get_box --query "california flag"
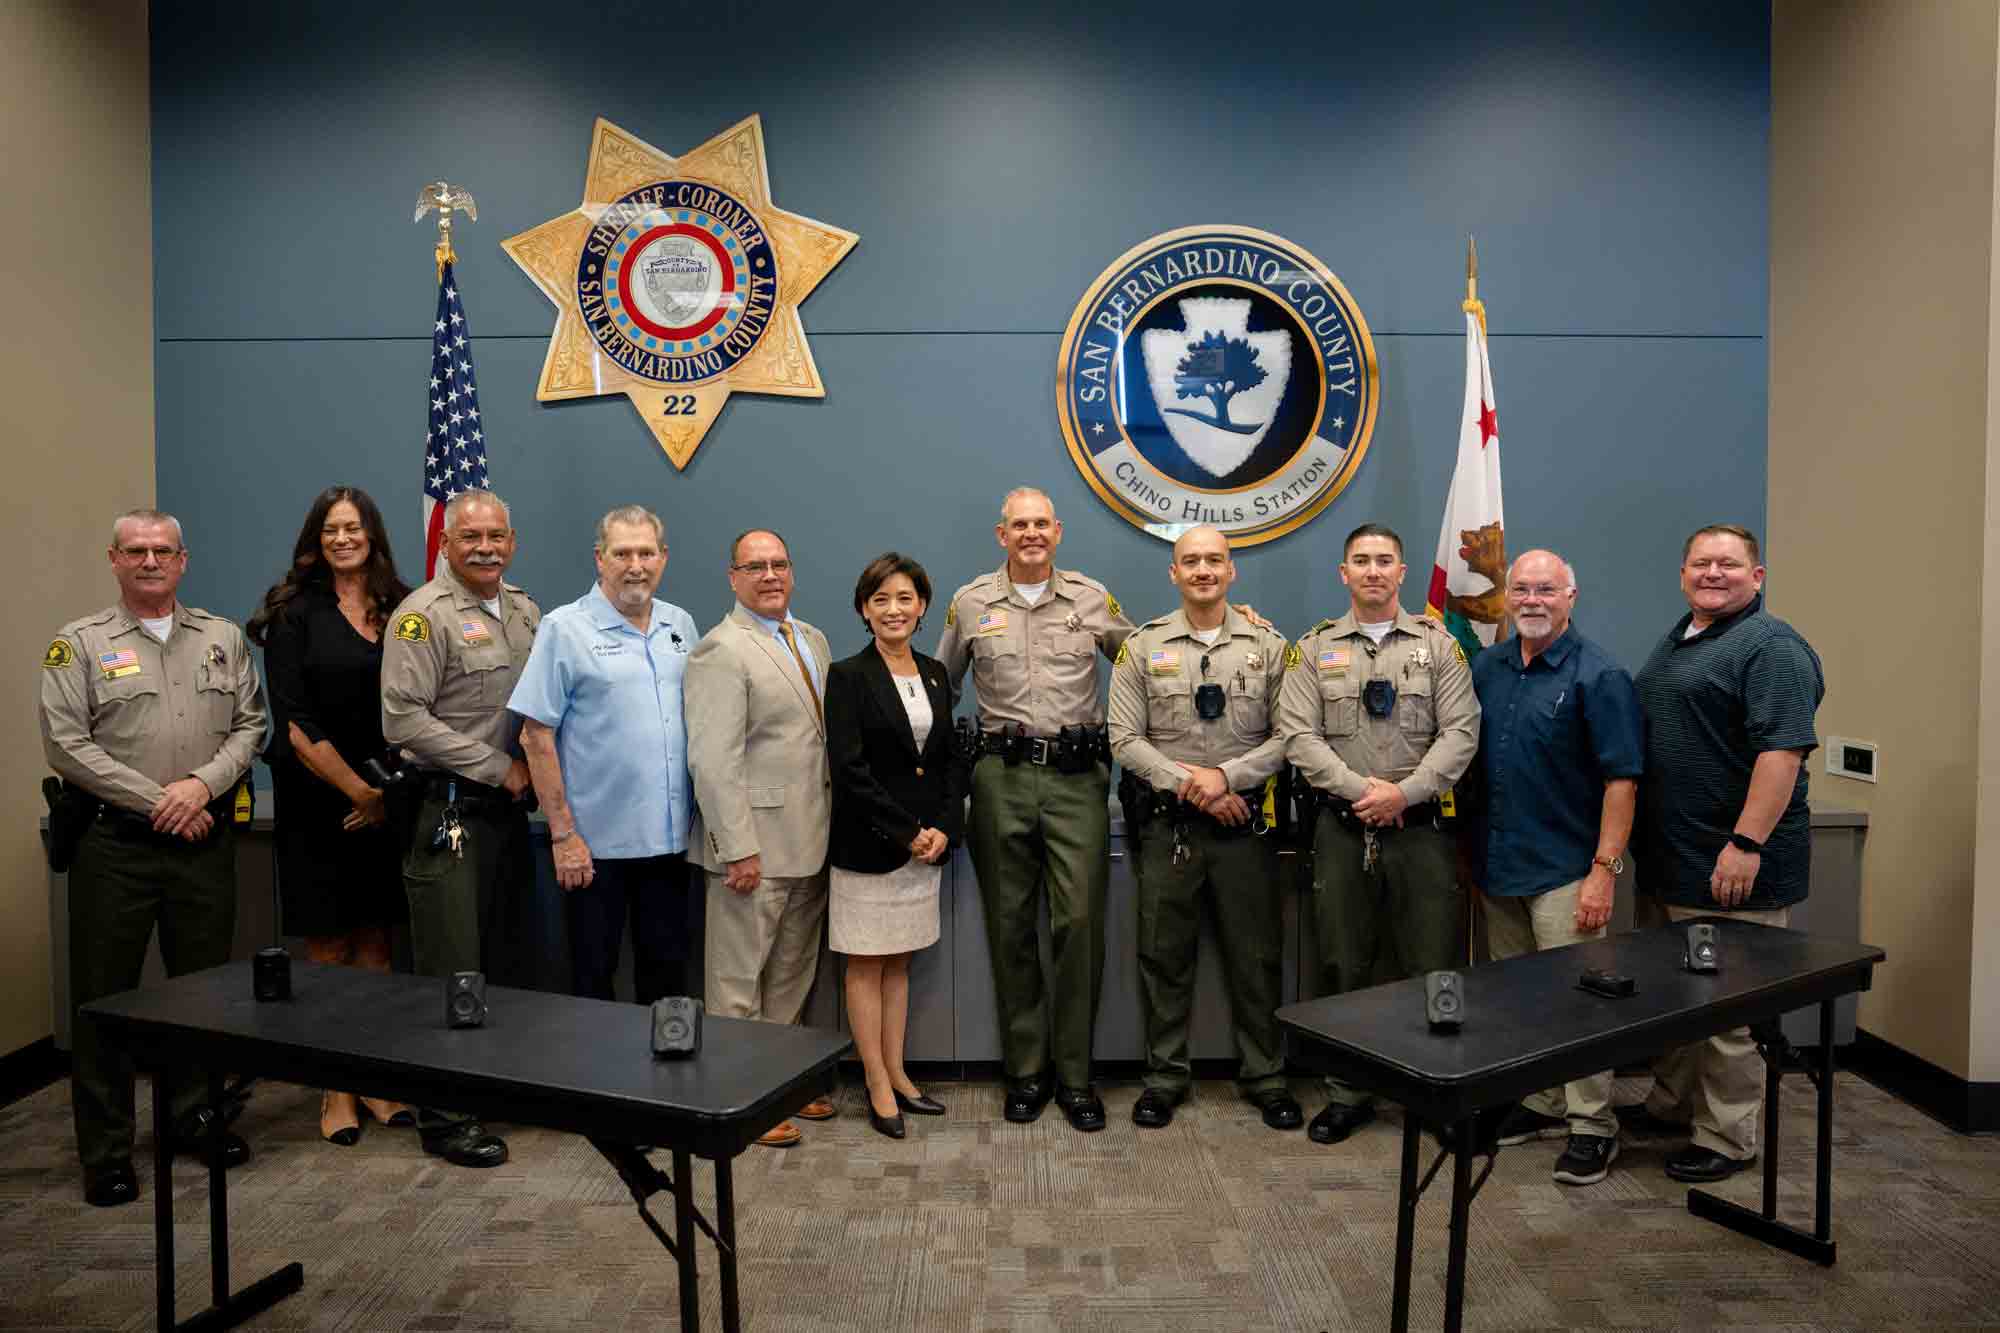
[1424,308,1507,661]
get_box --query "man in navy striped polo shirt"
[1626,524,1824,1183]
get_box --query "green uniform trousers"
[1133,816,1286,1098]
[1311,809,1461,1107]
[402,796,530,984]
[67,818,236,1171]
[967,756,1108,1089]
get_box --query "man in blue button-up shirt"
[1470,548,1644,1187]
[511,505,699,1006]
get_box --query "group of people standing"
[41,482,1820,1206]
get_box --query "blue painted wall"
[151,0,1768,673]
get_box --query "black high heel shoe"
[894,1089,946,1116]
[868,1108,907,1140]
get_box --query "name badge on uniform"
[461,620,492,645]
[976,609,1008,636]
[99,648,141,679]
[1148,648,1181,675]
[1317,648,1349,674]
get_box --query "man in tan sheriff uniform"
[938,486,1133,1131]
[40,508,267,1207]
[1278,522,1480,1146]
[1107,525,1301,1133]
[380,488,540,1168]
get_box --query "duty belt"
[977,724,1107,771]
[419,772,516,817]
[1138,789,1271,837]
[1306,787,1443,873]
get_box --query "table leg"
[1761,1032,1781,1221]
[156,1072,176,1332]
[1816,1000,1835,1241]
[1443,1125,1474,1333]
[673,1148,701,1333]
[716,1158,739,1333]
[208,1073,228,1306]
[1390,1115,1419,1333]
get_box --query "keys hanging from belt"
[430,779,465,860]
[1171,816,1191,865]
[1362,826,1380,873]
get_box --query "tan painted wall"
[1974,13,2000,1087]
[0,1,155,1058]
[1771,1,1998,1079]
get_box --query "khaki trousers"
[1636,895,1791,1159]
[704,869,828,1024]
[1481,880,1616,1138]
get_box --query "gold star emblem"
[502,116,858,469]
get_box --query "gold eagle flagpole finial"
[1463,234,1486,336]
[415,181,478,280]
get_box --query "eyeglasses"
[1506,584,1565,599]
[732,559,792,576]
[116,545,183,562]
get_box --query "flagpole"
[1463,235,1487,336]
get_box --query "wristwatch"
[550,827,577,844]
[1727,832,1764,854]
[1591,853,1624,875]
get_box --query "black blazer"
[824,644,965,874]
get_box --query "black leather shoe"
[869,1109,907,1140]
[1664,1145,1753,1182]
[1132,1088,1180,1128]
[1250,1090,1304,1131]
[1003,1076,1055,1124]
[420,1121,509,1168]
[1307,1102,1375,1144]
[83,1161,138,1208]
[894,1089,947,1116]
[1054,1084,1106,1132]
[167,1107,251,1168]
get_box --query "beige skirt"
[829,858,942,955]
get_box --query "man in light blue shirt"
[511,505,699,1005]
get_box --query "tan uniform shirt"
[937,566,1134,732]
[1108,606,1289,794]
[1277,607,1479,804]
[40,603,268,816]
[381,570,541,787]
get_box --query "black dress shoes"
[1003,1075,1055,1124]
[1054,1084,1106,1133]
[83,1161,138,1208]
[869,1109,907,1140]
[1249,1090,1304,1131]
[167,1107,251,1168]
[1307,1101,1376,1144]
[894,1089,947,1116]
[1131,1088,1181,1129]
[1664,1145,1753,1182]
[420,1121,509,1168]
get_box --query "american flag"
[422,259,490,578]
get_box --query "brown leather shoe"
[796,1098,836,1121]
[756,1121,802,1148]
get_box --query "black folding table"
[83,960,849,1333]
[1276,919,1884,1333]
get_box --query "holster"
[1116,769,1148,855]
[41,777,101,873]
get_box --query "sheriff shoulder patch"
[946,602,956,628]
[1115,641,1129,666]
[43,638,73,669]
[1452,640,1466,664]
[393,612,431,644]
[1106,592,1122,618]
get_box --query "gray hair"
[729,528,790,564]
[999,486,1054,523]
[443,488,510,530]
[1507,549,1578,591]
[110,508,184,550]
[595,504,664,551]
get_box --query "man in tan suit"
[686,529,836,1146]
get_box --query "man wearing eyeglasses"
[685,529,837,1148]
[1107,526,1300,1132]
[381,487,541,1169]
[1469,549,1643,1186]
[40,509,268,1207]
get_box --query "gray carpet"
[1,1072,1996,1331]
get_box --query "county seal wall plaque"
[1057,225,1378,544]
[503,116,858,469]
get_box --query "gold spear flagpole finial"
[1462,234,1487,336]
[415,181,478,281]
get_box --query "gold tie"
[779,622,822,720]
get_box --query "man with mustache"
[1107,525,1301,1132]
[381,488,541,1168]
[40,508,268,1206]
[1277,522,1480,1146]
[510,505,699,1010]
[1625,524,1823,1183]
[1469,549,1643,1186]
[939,487,1134,1131]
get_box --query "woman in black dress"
[247,487,413,1145]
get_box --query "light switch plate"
[1825,737,1877,783]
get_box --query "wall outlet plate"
[1825,736,1877,783]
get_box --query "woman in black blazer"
[824,552,965,1139]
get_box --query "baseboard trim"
[1845,1028,1998,1134]
[0,1037,67,1109]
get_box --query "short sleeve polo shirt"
[1633,594,1824,910]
